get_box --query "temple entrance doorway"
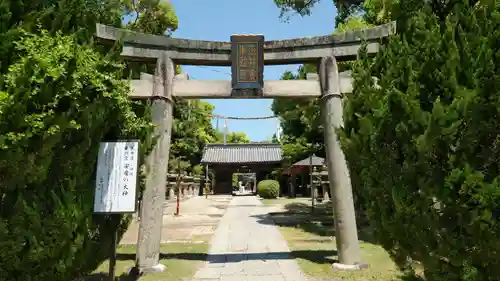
[201,143,282,195]
[232,172,256,195]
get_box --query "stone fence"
[165,173,207,201]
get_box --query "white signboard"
[93,141,139,213]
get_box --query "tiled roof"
[201,143,282,164]
[292,155,325,166]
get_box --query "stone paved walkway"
[121,195,232,245]
[192,196,308,281]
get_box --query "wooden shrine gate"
[95,22,395,273]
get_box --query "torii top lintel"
[95,22,395,66]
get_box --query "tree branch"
[132,0,140,26]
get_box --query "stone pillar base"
[332,262,368,271]
[131,263,166,275]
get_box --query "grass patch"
[280,227,401,281]
[267,199,403,281]
[84,243,209,281]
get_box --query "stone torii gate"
[95,22,395,273]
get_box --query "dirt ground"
[120,195,233,245]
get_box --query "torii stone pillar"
[135,53,174,273]
[319,56,365,269]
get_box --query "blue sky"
[171,0,337,141]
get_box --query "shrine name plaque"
[231,34,264,90]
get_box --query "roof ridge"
[201,143,283,164]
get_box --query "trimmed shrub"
[258,180,280,199]
[342,2,500,280]
[0,31,153,281]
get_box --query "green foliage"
[334,15,374,72]
[232,173,239,188]
[257,180,280,199]
[215,131,251,144]
[0,0,124,38]
[273,0,321,20]
[362,0,399,25]
[0,1,188,281]
[123,0,178,35]
[271,0,390,167]
[170,101,252,174]
[0,0,120,84]
[169,157,190,174]
[192,164,204,176]
[171,100,218,171]
[272,0,397,26]
[341,1,500,280]
[0,0,179,84]
[334,15,374,32]
[272,64,324,166]
[271,24,374,166]
[0,31,153,281]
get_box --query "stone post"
[169,187,175,201]
[319,56,364,269]
[135,53,174,273]
[323,185,330,202]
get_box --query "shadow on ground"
[226,204,263,207]
[256,201,377,244]
[84,272,138,281]
[115,249,338,265]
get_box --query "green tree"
[214,131,251,143]
[341,1,500,279]
[121,0,180,77]
[271,0,382,167]
[0,31,154,281]
[0,1,179,280]
[258,135,280,143]
[273,0,397,26]
[122,0,178,35]
[0,0,178,78]
[334,15,374,72]
[171,100,218,171]
[227,132,250,143]
[271,64,323,166]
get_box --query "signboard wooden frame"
[231,34,264,89]
[93,140,140,214]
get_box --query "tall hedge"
[0,31,153,281]
[342,2,499,280]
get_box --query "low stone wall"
[166,174,203,201]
